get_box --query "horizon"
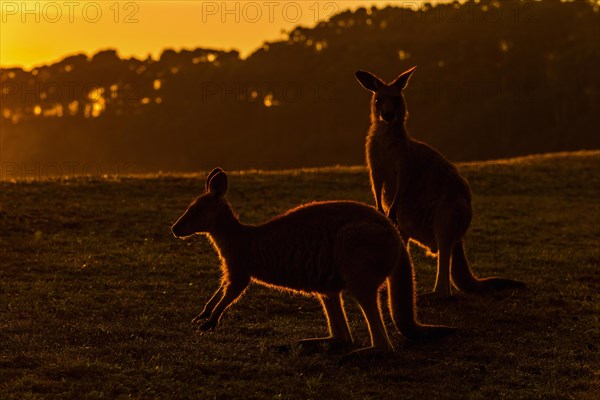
[0,1,455,70]
[3,149,598,182]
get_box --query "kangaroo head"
[171,168,229,238]
[355,66,416,125]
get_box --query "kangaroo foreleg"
[386,181,400,224]
[197,279,249,331]
[370,169,384,214]
[192,283,224,323]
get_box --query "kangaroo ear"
[205,167,223,191]
[391,66,416,90]
[208,171,228,198]
[355,70,384,92]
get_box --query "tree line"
[1,0,598,173]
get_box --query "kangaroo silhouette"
[355,67,524,298]
[172,168,455,358]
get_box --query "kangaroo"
[355,67,524,298]
[172,168,455,358]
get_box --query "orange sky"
[0,1,447,69]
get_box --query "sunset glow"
[0,0,408,69]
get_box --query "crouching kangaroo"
[172,168,455,358]
[355,67,525,298]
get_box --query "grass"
[1,150,599,399]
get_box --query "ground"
[1,151,599,399]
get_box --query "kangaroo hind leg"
[342,286,393,361]
[297,293,354,352]
[424,209,460,299]
[420,243,454,300]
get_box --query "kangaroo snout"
[171,224,183,238]
[171,222,190,238]
[381,111,395,123]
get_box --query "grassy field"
[1,151,599,399]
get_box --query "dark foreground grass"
[1,151,599,399]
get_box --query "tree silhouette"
[1,0,598,172]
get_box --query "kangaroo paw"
[191,311,210,324]
[297,337,354,354]
[419,291,456,301]
[198,318,218,332]
[338,346,389,365]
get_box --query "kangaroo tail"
[388,243,456,341]
[452,241,526,292]
[450,240,481,292]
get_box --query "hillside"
[1,151,599,399]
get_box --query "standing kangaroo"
[172,168,455,358]
[355,67,524,298]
